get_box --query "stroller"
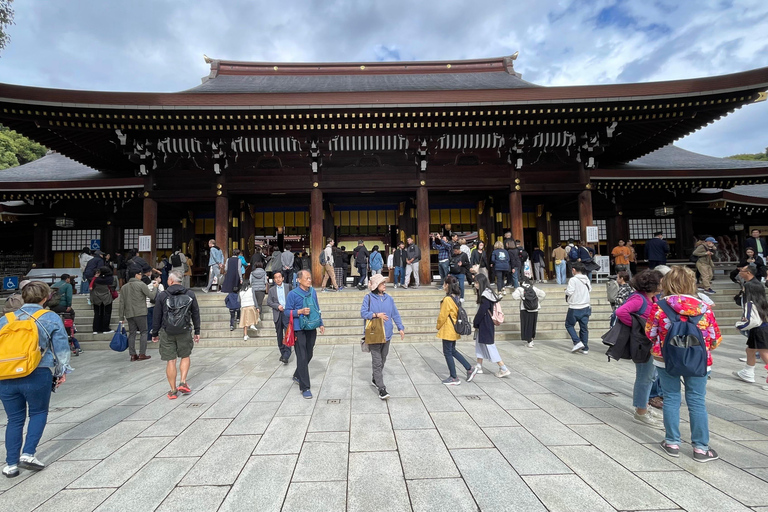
[57,311,82,356]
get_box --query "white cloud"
[0,0,766,156]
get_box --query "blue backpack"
[657,300,707,377]
[299,290,323,330]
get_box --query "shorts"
[747,326,768,350]
[159,330,194,360]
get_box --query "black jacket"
[250,252,265,269]
[470,250,488,268]
[450,252,471,276]
[746,237,768,258]
[393,248,407,268]
[507,249,521,270]
[341,251,351,270]
[354,246,369,266]
[151,284,201,336]
[83,256,105,279]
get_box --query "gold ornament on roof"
[203,54,212,64]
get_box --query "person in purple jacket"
[615,269,663,429]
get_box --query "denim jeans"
[565,307,591,348]
[442,340,471,379]
[456,273,466,299]
[438,260,450,284]
[393,266,404,286]
[650,374,663,399]
[356,265,368,287]
[633,358,657,408]
[656,366,710,451]
[79,280,90,294]
[146,306,155,341]
[555,261,567,285]
[0,366,53,466]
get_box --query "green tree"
[0,0,13,54]
[0,125,47,170]
[728,146,768,161]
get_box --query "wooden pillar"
[143,197,157,265]
[310,188,323,286]
[536,204,549,279]
[32,222,50,267]
[416,185,431,285]
[509,189,523,242]
[578,164,593,243]
[215,195,228,259]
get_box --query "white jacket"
[239,288,255,308]
[566,274,591,309]
[511,284,546,312]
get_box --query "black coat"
[450,252,471,276]
[746,237,768,258]
[393,248,407,268]
[507,249,521,270]
[472,296,496,344]
[354,246,369,266]
[84,256,105,279]
[470,250,488,268]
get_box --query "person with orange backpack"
[472,274,511,378]
[0,281,72,478]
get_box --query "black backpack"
[448,297,472,336]
[522,285,539,311]
[319,251,327,266]
[47,287,62,309]
[171,253,182,267]
[164,293,193,335]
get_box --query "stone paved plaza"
[2,334,768,512]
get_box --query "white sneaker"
[498,368,511,378]
[2,464,19,478]
[243,335,249,341]
[526,341,534,348]
[475,365,483,374]
[460,298,465,303]
[733,369,756,383]
[250,324,257,330]
[581,350,589,355]
[633,411,662,429]
[18,454,44,471]
[571,342,585,353]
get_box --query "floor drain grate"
[187,403,204,408]
[465,395,482,401]
[327,399,340,404]
[597,392,619,397]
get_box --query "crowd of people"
[9,229,768,480]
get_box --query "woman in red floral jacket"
[645,265,721,463]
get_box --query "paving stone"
[508,409,588,446]
[407,478,477,512]
[304,431,349,444]
[348,451,411,512]
[579,407,662,444]
[350,413,397,451]
[157,418,231,457]
[318,376,352,400]
[137,402,212,437]
[252,377,294,402]
[414,383,464,412]
[395,429,459,479]
[733,420,768,436]
[452,447,546,511]
[69,436,171,488]
[276,387,320,416]
[54,406,141,440]
[709,414,768,441]
[550,445,676,510]
[253,415,311,455]
[124,394,182,421]
[637,471,752,512]
[570,424,679,472]
[484,426,572,475]
[0,460,97,512]
[219,454,297,512]
[62,420,154,460]
[35,488,116,512]
[308,399,351,432]
[748,468,768,482]
[388,397,434,429]
[180,435,260,486]
[292,441,349,481]
[156,486,230,512]
[430,411,493,449]
[224,401,279,435]
[458,394,519,427]
[708,402,762,421]
[523,474,615,512]
[503,371,551,394]
[49,393,136,424]
[475,382,539,410]
[201,388,257,418]
[94,457,196,512]
[527,393,604,425]
[282,481,347,512]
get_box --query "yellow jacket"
[436,296,460,341]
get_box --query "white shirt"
[147,282,164,308]
[387,253,394,268]
[566,274,591,309]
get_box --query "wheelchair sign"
[3,277,18,290]
[90,239,101,251]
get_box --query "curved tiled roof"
[623,145,768,170]
[0,152,101,182]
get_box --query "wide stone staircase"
[67,278,746,350]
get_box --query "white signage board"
[595,255,610,275]
[585,226,599,243]
[138,235,152,252]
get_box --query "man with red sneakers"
[151,272,201,399]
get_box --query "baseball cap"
[705,237,717,243]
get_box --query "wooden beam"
[142,197,157,264]
[311,188,323,286]
[509,189,523,242]
[416,185,431,285]
[215,195,228,259]
[578,164,593,244]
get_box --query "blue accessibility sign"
[3,277,19,290]
[90,239,101,251]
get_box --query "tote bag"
[364,317,386,345]
[283,311,296,347]
[109,322,128,352]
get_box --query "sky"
[0,0,767,157]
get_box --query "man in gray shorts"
[151,271,201,399]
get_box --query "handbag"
[283,311,296,347]
[736,301,762,332]
[109,286,119,300]
[365,317,386,345]
[109,322,128,352]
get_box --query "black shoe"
[282,357,289,365]
[379,388,390,400]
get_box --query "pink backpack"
[491,301,504,326]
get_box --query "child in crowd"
[225,290,240,332]
[239,282,258,341]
